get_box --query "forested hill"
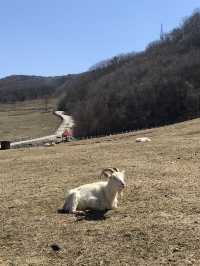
[0,75,66,103]
[58,11,200,137]
[0,75,71,102]
[0,54,135,103]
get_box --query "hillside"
[58,11,200,137]
[1,119,200,265]
[0,54,134,104]
[0,74,71,103]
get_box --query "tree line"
[0,75,69,103]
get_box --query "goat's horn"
[99,167,120,179]
[113,167,120,172]
[103,168,116,174]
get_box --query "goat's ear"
[121,170,125,175]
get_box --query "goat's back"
[68,181,107,197]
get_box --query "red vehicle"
[62,129,73,141]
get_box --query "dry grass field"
[0,99,59,141]
[1,118,200,265]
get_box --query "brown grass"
[1,118,200,265]
[0,99,59,141]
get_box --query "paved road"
[11,111,74,148]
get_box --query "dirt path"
[54,111,74,136]
[11,111,74,148]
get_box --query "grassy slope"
[0,99,60,141]
[1,118,200,265]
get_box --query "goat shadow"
[57,209,109,221]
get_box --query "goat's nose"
[122,183,125,188]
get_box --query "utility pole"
[160,24,164,41]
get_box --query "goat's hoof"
[57,209,68,214]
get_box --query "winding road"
[11,111,74,148]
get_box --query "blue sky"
[0,0,199,78]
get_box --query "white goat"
[62,170,126,213]
[136,137,151,142]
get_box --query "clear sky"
[0,0,199,78]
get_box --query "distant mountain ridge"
[0,51,135,103]
[0,74,78,103]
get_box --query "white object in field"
[62,170,126,213]
[136,137,151,142]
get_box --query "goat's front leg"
[112,197,118,209]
